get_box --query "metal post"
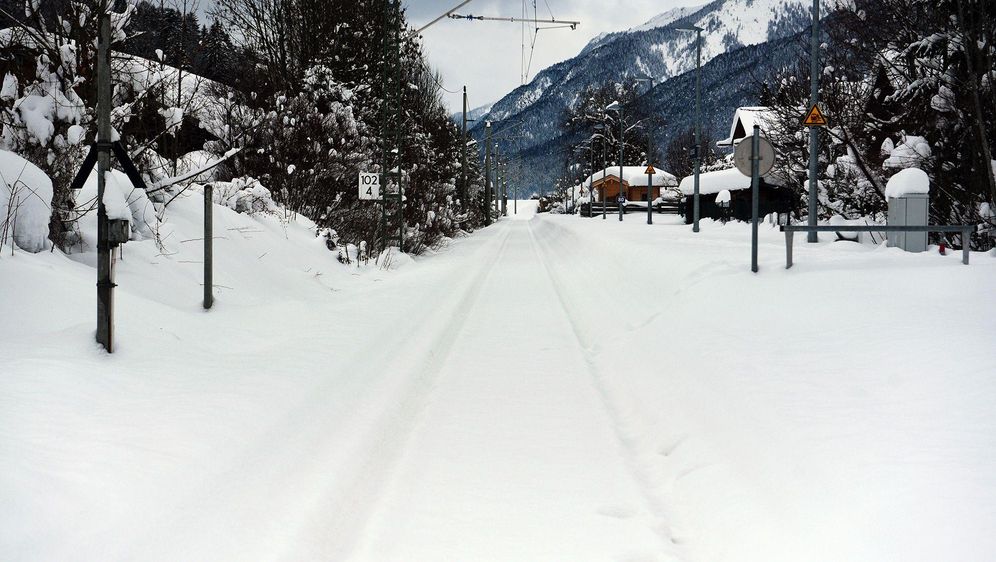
[484,122,492,225]
[570,165,575,213]
[647,136,653,225]
[962,227,971,265]
[693,28,702,233]
[647,170,653,225]
[494,144,501,219]
[619,110,624,222]
[204,184,213,309]
[502,164,508,216]
[461,86,468,210]
[602,138,606,220]
[751,125,761,273]
[785,229,794,268]
[96,8,114,352]
[588,143,594,217]
[807,0,820,242]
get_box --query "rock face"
[471,0,813,193]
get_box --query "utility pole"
[676,25,703,232]
[69,2,151,348]
[96,7,113,352]
[461,86,468,210]
[484,122,492,225]
[807,0,820,242]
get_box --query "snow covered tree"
[762,0,995,248]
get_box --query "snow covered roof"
[583,166,678,188]
[679,167,753,195]
[717,107,775,147]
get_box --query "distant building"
[677,106,794,222]
[582,166,678,202]
[679,168,794,223]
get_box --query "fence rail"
[779,224,977,267]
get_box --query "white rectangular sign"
[358,172,380,200]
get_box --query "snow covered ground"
[2,198,995,561]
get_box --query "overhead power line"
[447,13,579,29]
[415,0,473,33]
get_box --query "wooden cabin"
[585,166,679,202]
[678,168,795,223]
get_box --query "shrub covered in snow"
[212,177,278,215]
[0,149,53,252]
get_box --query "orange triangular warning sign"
[802,104,828,127]
[644,165,656,175]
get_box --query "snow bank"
[885,167,930,198]
[0,149,53,252]
[529,215,996,562]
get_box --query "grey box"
[887,193,928,252]
[108,219,131,246]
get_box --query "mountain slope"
[450,103,492,126]
[471,0,813,192]
[509,33,803,192]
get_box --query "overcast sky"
[405,0,689,112]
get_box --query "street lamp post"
[484,122,492,225]
[676,24,703,232]
[606,100,624,222]
[588,140,595,216]
[633,76,654,226]
[593,123,607,219]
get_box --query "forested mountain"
[470,0,813,193]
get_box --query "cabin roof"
[583,166,678,188]
[717,107,775,147]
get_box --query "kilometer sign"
[358,172,380,200]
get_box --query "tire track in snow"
[526,220,687,558]
[307,225,516,560]
[115,226,514,561]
